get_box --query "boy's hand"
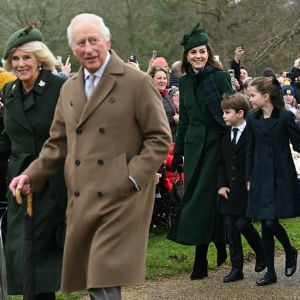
[218,187,230,200]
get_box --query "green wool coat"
[0,70,67,295]
[168,69,233,245]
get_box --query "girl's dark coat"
[246,108,300,219]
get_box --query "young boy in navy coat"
[218,93,265,282]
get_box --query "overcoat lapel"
[78,74,116,127]
[233,130,246,154]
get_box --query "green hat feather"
[3,23,43,59]
[181,23,209,51]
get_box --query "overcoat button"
[97,159,104,165]
[76,128,82,134]
[233,155,236,159]
[232,166,236,170]
[99,128,105,134]
[109,96,116,103]
[97,192,103,198]
[74,191,80,197]
[75,160,81,166]
[231,177,236,181]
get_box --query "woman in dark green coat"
[168,24,233,280]
[0,26,67,300]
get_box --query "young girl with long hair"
[246,77,300,286]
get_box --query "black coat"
[218,128,248,215]
[246,108,300,219]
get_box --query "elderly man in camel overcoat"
[9,13,171,300]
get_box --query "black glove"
[171,154,183,172]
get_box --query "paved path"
[82,254,300,300]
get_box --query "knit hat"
[261,67,276,78]
[168,86,179,97]
[181,23,209,51]
[152,57,169,68]
[282,82,296,97]
[3,24,43,59]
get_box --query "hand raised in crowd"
[127,60,140,70]
[231,77,240,90]
[294,58,300,69]
[61,55,72,77]
[234,46,244,63]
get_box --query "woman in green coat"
[168,24,233,280]
[0,25,67,300]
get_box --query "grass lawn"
[9,217,300,299]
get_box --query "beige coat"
[24,50,171,291]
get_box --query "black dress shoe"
[223,268,244,283]
[256,271,277,286]
[285,247,298,277]
[255,253,266,272]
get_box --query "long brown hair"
[250,77,284,109]
[181,44,223,74]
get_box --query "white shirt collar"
[232,121,246,133]
[84,51,111,80]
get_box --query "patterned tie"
[232,128,239,145]
[86,74,96,99]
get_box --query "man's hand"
[234,46,244,63]
[9,175,31,202]
[218,187,230,200]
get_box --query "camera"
[152,50,157,58]
[228,69,235,79]
[128,54,137,63]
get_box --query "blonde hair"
[4,41,56,72]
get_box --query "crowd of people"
[0,12,300,300]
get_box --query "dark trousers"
[224,215,263,270]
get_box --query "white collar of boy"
[232,121,246,133]
[231,121,246,142]
[84,51,111,83]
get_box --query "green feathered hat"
[3,23,43,59]
[181,23,209,51]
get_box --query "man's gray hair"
[67,13,111,47]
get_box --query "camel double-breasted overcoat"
[23,50,171,291]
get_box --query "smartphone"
[129,54,137,63]
[214,55,220,62]
[228,69,235,79]
[56,55,62,64]
[65,54,70,65]
[152,50,157,58]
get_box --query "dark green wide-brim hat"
[181,23,209,51]
[3,25,43,59]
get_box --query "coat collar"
[254,107,280,132]
[72,49,125,128]
[4,70,52,132]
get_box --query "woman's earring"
[39,65,42,70]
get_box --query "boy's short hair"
[221,93,250,118]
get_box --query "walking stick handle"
[15,188,23,204]
[26,193,33,217]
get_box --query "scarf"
[189,64,227,128]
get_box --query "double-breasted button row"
[76,127,82,135]
[97,159,104,165]
[99,127,106,134]
[74,191,104,198]
[75,160,81,166]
